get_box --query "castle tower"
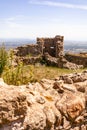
[37,35,64,58]
[37,38,44,55]
[54,35,64,58]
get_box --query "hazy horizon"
[0,39,87,53]
[0,38,87,43]
[0,0,87,41]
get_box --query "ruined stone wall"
[65,53,87,67]
[37,35,64,58]
[55,35,64,58]
[37,38,55,56]
[14,35,64,59]
[14,44,42,57]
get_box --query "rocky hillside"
[0,71,87,130]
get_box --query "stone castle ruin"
[37,35,64,58]
[14,35,83,69]
[14,35,64,58]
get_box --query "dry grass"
[2,63,86,85]
[20,65,85,82]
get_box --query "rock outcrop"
[0,71,87,130]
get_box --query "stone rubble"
[43,52,83,69]
[0,71,87,130]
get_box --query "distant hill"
[0,39,87,53]
[0,39,35,50]
[64,40,87,53]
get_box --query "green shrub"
[3,61,23,85]
[2,49,24,85]
[2,63,35,85]
[1,49,36,85]
[0,44,7,75]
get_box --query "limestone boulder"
[74,81,87,93]
[24,104,46,130]
[0,82,27,127]
[63,61,83,70]
[56,91,85,122]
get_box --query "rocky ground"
[43,53,83,70]
[0,71,87,130]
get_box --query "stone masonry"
[37,35,64,58]
[65,52,87,67]
[13,35,83,69]
[14,35,64,58]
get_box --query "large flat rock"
[0,71,87,130]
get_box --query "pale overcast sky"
[0,0,87,41]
